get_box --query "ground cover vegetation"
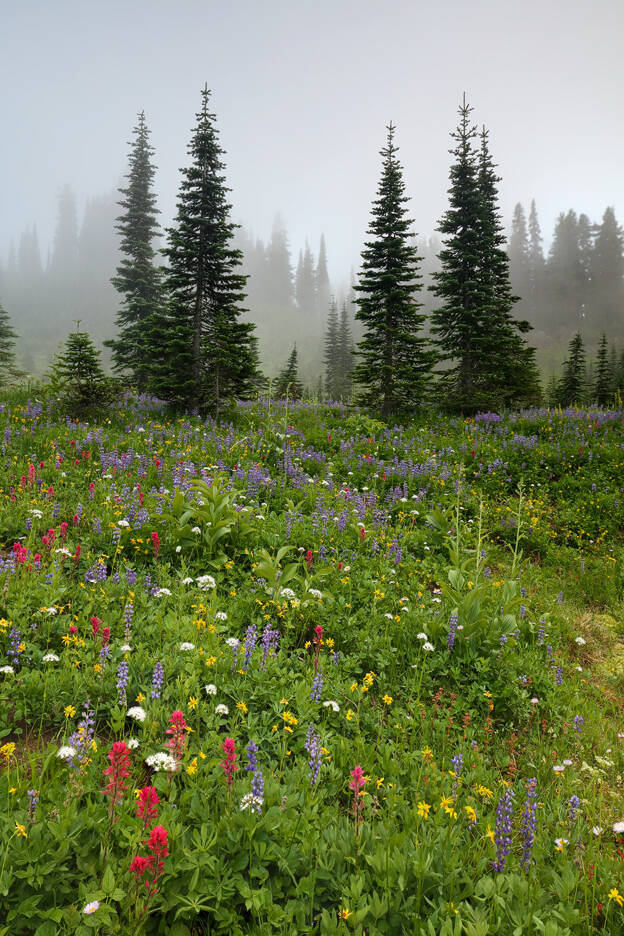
[0,390,624,934]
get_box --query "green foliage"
[557,332,586,406]
[45,324,113,416]
[352,123,435,419]
[274,346,303,400]
[0,302,22,385]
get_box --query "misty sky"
[2,0,623,283]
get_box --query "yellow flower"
[188,697,198,710]
[186,758,198,776]
[14,822,27,838]
[376,778,384,789]
[8,787,17,795]
[382,694,393,706]
[444,806,458,819]
[135,693,146,703]
[205,656,217,667]
[439,796,453,810]
[609,888,624,907]
[421,746,433,759]
[417,801,431,818]
[1,742,16,762]
[485,825,495,844]
[346,709,355,722]
[476,784,493,799]
[280,698,288,705]
[284,725,293,734]
[64,705,76,718]
[350,682,358,693]
[339,908,352,920]
[465,805,477,823]
[199,751,206,760]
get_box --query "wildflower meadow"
[1,391,624,934]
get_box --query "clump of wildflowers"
[305,725,322,786]
[492,787,515,872]
[520,778,538,872]
[220,737,238,788]
[101,741,131,817]
[165,710,188,769]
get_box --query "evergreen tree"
[315,234,331,316]
[337,300,354,400]
[50,185,79,276]
[557,332,586,406]
[431,101,538,410]
[266,214,294,310]
[0,301,21,384]
[46,323,113,415]
[295,242,316,316]
[594,333,612,405]
[353,123,434,418]
[275,345,303,399]
[590,207,624,336]
[107,113,162,389]
[154,86,259,410]
[527,199,545,325]
[324,297,340,399]
[507,203,529,302]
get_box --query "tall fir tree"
[323,297,340,399]
[275,345,303,399]
[527,199,545,324]
[353,123,434,418]
[507,203,529,303]
[315,234,331,316]
[590,207,624,336]
[154,86,259,410]
[431,99,538,410]
[594,333,612,405]
[337,300,354,400]
[0,301,20,383]
[295,242,316,317]
[107,112,163,389]
[557,332,586,406]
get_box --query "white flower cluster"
[42,653,60,663]
[323,700,340,712]
[215,611,228,621]
[127,706,147,722]
[240,793,263,812]
[0,665,15,675]
[155,588,172,598]
[308,589,323,599]
[127,738,140,749]
[215,704,229,715]
[225,637,239,648]
[197,575,216,590]
[280,588,296,600]
[57,745,76,760]
[29,509,43,519]
[204,684,217,696]
[145,752,177,772]
[179,642,195,651]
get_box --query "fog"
[1,0,623,378]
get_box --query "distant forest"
[1,187,623,385]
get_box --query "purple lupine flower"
[304,724,322,786]
[447,613,458,650]
[331,651,340,665]
[250,769,264,813]
[260,626,280,669]
[111,527,121,545]
[557,591,563,604]
[246,740,258,772]
[451,752,464,776]
[98,644,110,677]
[7,626,23,668]
[520,778,538,871]
[25,518,33,531]
[492,787,515,872]
[520,587,527,598]
[123,603,134,641]
[67,702,95,770]
[310,671,324,703]
[125,568,137,586]
[93,518,101,536]
[569,795,580,823]
[243,623,257,671]
[519,604,526,619]
[151,661,164,699]
[573,715,584,733]
[499,634,508,646]
[27,789,39,816]
[482,566,491,579]
[555,666,563,686]
[537,623,546,646]
[116,661,129,706]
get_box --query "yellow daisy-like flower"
[609,888,624,907]
[280,698,288,705]
[421,746,433,759]
[464,805,477,823]
[439,796,454,810]
[186,758,198,776]
[63,703,76,718]
[14,822,27,838]
[349,682,358,693]
[417,801,431,818]
[485,825,495,844]
[382,694,393,706]
[476,784,493,799]
[346,709,355,722]
[1,742,16,762]
[339,908,352,920]
[236,701,248,714]
[188,697,198,710]
[376,778,384,789]
[205,656,217,667]
[136,693,146,703]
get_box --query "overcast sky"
[2,0,623,283]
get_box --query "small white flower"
[384,613,394,620]
[83,900,100,914]
[42,653,60,662]
[181,577,194,585]
[29,509,43,518]
[323,700,340,712]
[240,792,263,812]
[308,589,323,599]
[215,611,228,621]
[127,738,140,749]
[120,644,132,652]
[530,697,539,704]
[155,588,172,597]
[575,666,583,672]
[117,519,130,528]
[179,642,195,651]
[57,745,76,760]
[204,684,217,696]
[137,427,146,433]
[0,665,15,674]
[280,587,296,600]
[575,636,586,645]
[553,765,565,773]
[45,607,58,616]
[401,607,409,613]
[197,574,216,590]
[191,527,201,534]
[215,704,229,715]
[55,547,72,557]
[225,637,239,648]
[613,821,624,834]
[127,706,147,722]
[562,759,573,766]
[416,633,428,640]
[592,826,603,836]
[422,642,435,652]
[175,546,182,553]
[145,752,177,773]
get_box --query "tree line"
[1,87,623,417]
